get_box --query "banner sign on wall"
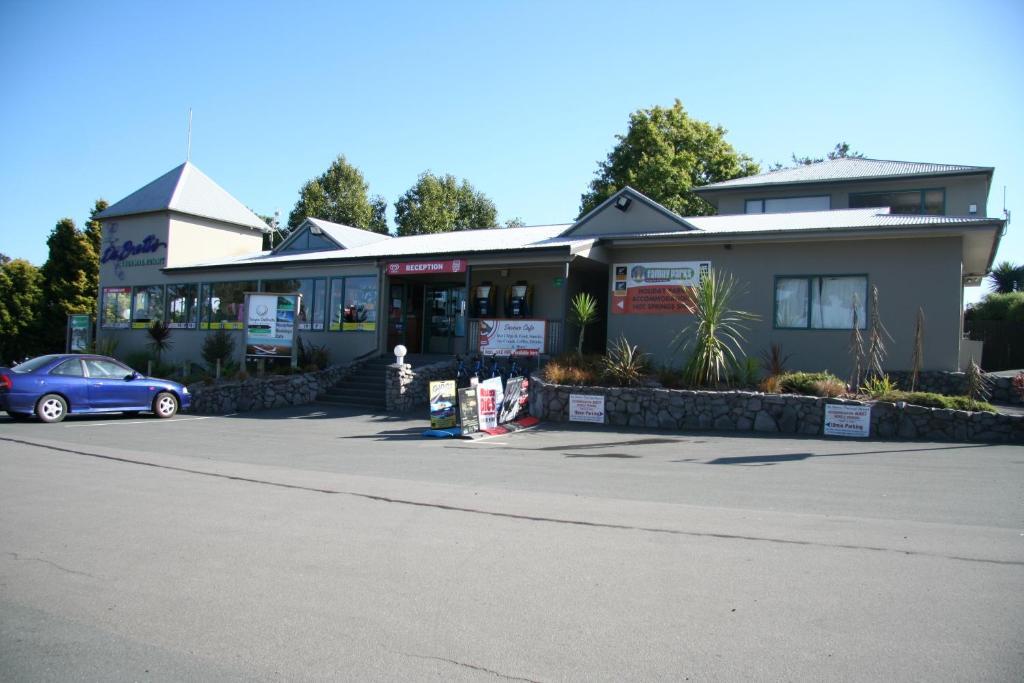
[478,319,546,356]
[499,376,530,423]
[823,404,871,438]
[67,314,91,353]
[429,380,458,429]
[569,394,605,423]
[387,259,466,275]
[611,261,711,315]
[245,293,299,360]
[477,376,504,430]
[458,387,480,433]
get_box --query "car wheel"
[36,394,68,423]
[153,392,178,419]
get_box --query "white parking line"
[63,416,215,428]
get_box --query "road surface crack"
[2,436,1021,568]
[5,551,100,579]
[394,651,542,682]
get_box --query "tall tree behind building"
[394,172,498,236]
[37,218,97,351]
[579,99,759,218]
[0,257,43,362]
[288,155,389,234]
[83,199,108,309]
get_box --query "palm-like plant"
[146,321,173,367]
[569,292,599,356]
[673,269,759,387]
[988,261,1023,293]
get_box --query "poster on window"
[478,319,546,356]
[611,261,710,315]
[429,380,457,429]
[498,376,529,423]
[245,293,299,359]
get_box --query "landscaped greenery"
[874,391,995,413]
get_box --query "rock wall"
[885,370,1023,405]
[186,364,359,414]
[531,376,1024,444]
[386,360,458,413]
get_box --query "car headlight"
[182,386,190,395]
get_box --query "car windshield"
[11,355,60,373]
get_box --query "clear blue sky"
[1,0,1021,303]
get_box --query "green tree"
[288,155,389,234]
[792,142,864,166]
[579,99,759,217]
[38,218,97,351]
[0,258,43,362]
[393,172,498,236]
[82,199,107,310]
[988,260,1023,293]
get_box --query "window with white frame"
[775,276,867,329]
[746,196,831,214]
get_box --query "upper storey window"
[745,196,831,214]
[849,189,945,215]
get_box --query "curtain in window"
[775,278,808,328]
[811,277,866,329]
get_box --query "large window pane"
[849,189,945,215]
[131,285,164,329]
[166,283,198,329]
[745,199,764,214]
[101,287,132,329]
[923,189,944,215]
[328,276,378,331]
[262,278,325,330]
[775,278,809,328]
[810,277,866,329]
[202,281,255,329]
[763,196,830,213]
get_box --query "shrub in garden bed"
[777,371,846,397]
[542,354,602,386]
[876,391,996,413]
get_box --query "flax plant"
[673,269,759,387]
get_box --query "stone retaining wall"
[386,360,457,412]
[530,376,1024,444]
[186,364,359,414]
[885,370,1023,405]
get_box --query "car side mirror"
[125,372,141,381]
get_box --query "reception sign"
[611,261,711,315]
[429,380,458,429]
[387,259,465,275]
[245,293,299,359]
[478,319,546,356]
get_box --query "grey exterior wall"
[708,174,990,217]
[603,236,964,374]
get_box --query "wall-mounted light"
[615,196,632,212]
[968,204,978,215]
[309,224,323,235]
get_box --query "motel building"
[95,158,1004,376]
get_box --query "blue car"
[0,354,191,423]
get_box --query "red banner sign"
[387,259,466,275]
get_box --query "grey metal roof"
[96,162,270,231]
[695,157,993,192]
[172,224,581,269]
[303,218,392,248]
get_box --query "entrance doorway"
[387,282,467,355]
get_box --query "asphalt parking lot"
[1,406,1022,680]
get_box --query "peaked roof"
[303,217,392,248]
[560,186,697,237]
[96,162,270,231]
[695,157,993,192]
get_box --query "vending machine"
[474,282,498,317]
[506,281,533,318]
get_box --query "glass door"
[424,285,466,354]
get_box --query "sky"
[1,0,1022,305]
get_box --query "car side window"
[84,359,131,379]
[50,359,85,377]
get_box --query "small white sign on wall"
[569,394,605,423]
[824,404,871,438]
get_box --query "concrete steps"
[316,357,390,410]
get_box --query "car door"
[46,358,90,411]
[84,359,153,411]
